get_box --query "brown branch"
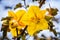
[39,0,46,8]
[17,25,28,40]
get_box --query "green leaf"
[45,16,52,21]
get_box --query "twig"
[39,0,46,8]
[17,25,28,40]
[24,0,26,9]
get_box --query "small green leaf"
[45,16,52,21]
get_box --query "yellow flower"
[8,5,48,36]
[8,9,26,37]
[20,6,48,36]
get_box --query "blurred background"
[0,0,60,40]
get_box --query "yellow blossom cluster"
[8,5,48,37]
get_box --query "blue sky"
[0,0,60,39]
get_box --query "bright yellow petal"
[8,10,17,20]
[27,22,37,36]
[37,19,48,30]
[28,5,46,19]
[15,9,26,27]
[28,6,39,18]
[37,10,46,19]
[9,26,21,37]
[15,10,26,21]
[27,19,48,36]
[20,6,38,26]
[20,13,34,26]
[9,27,21,37]
[10,28,17,37]
[9,20,21,37]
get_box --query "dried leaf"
[46,8,58,16]
[14,3,22,10]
